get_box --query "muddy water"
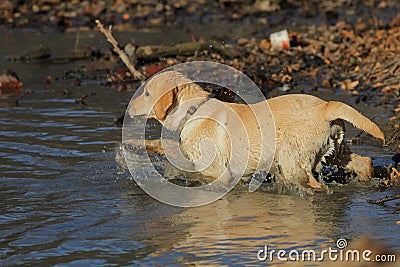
[0,29,399,266]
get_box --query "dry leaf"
[340,79,359,90]
[341,29,356,40]
[335,21,346,28]
[391,168,400,179]
[237,38,248,46]
[373,82,385,88]
[373,62,382,70]
[290,63,300,72]
[280,74,292,83]
[259,39,271,51]
[322,79,331,87]
[322,57,331,64]
[382,84,400,94]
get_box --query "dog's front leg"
[209,167,237,190]
[123,139,180,156]
[299,163,327,190]
[306,174,326,189]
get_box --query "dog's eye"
[145,91,150,97]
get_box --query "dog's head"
[128,71,185,121]
[129,71,209,123]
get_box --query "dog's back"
[267,94,384,142]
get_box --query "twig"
[369,194,400,204]
[386,129,399,146]
[95,19,145,81]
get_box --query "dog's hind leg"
[343,153,374,181]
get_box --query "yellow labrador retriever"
[127,71,385,190]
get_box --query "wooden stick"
[369,194,400,204]
[95,20,145,81]
[135,40,239,60]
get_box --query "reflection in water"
[120,188,340,266]
[116,172,400,266]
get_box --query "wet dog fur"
[127,71,385,191]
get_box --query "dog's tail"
[323,101,385,143]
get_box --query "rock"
[253,0,280,12]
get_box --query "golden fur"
[128,71,385,190]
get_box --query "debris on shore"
[0,69,22,93]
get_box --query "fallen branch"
[135,42,203,60]
[95,19,145,81]
[49,48,93,63]
[135,40,240,60]
[6,46,51,61]
[369,194,400,204]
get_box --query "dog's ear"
[154,88,177,120]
